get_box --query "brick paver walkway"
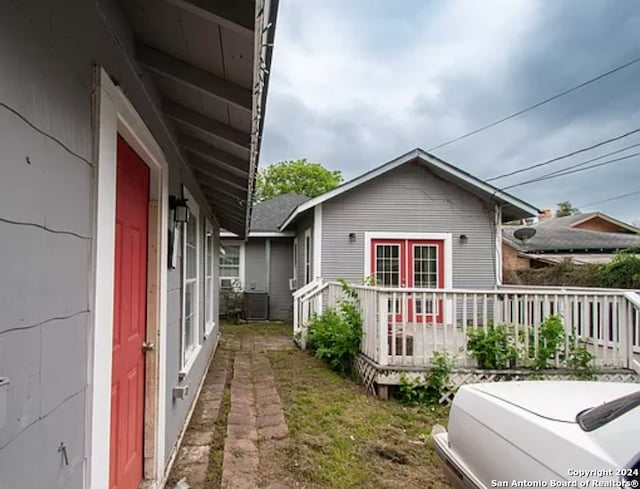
[168,328,292,488]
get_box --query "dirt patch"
[205,367,232,487]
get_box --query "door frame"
[88,67,169,489]
[364,232,453,324]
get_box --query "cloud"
[261,0,640,222]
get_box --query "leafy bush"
[397,352,454,405]
[306,281,363,375]
[599,250,640,289]
[466,315,597,376]
[530,315,565,370]
[467,324,518,369]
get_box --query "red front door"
[371,238,445,322]
[110,136,149,489]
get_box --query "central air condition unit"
[243,292,269,320]
[288,278,298,291]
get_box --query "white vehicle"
[431,381,640,489]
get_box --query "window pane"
[376,245,400,287]
[414,245,437,288]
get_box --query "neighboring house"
[275,148,539,291]
[0,2,278,489]
[503,212,640,269]
[220,193,310,321]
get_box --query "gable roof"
[279,148,539,230]
[534,212,640,234]
[250,193,311,232]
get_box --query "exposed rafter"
[137,43,252,110]
[191,165,248,194]
[161,0,255,37]
[200,180,248,202]
[166,102,250,150]
[202,191,246,219]
[181,136,249,178]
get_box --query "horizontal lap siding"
[269,239,294,321]
[0,0,223,482]
[245,239,267,292]
[321,163,497,289]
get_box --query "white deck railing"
[293,282,640,374]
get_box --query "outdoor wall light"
[459,234,468,244]
[349,232,356,243]
[169,195,190,223]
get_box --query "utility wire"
[527,141,640,180]
[486,128,640,181]
[427,54,640,152]
[580,190,640,209]
[502,151,640,190]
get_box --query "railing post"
[378,292,388,366]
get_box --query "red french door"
[110,136,149,489]
[371,238,444,323]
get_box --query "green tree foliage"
[556,201,580,217]
[599,250,640,289]
[255,159,342,201]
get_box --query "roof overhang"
[122,0,279,237]
[280,149,540,230]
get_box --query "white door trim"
[363,232,453,289]
[313,204,322,280]
[88,67,169,489]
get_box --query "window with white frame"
[181,191,200,368]
[204,219,214,334]
[304,229,311,284]
[220,242,243,288]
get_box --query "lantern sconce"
[349,232,356,243]
[169,195,190,224]
[459,234,468,244]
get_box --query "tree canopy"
[556,201,580,217]
[255,158,343,201]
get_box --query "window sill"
[178,343,203,381]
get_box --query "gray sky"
[261,0,640,224]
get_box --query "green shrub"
[599,250,640,289]
[467,324,518,369]
[397,352,454,405]
[306,280,363,375]
[466,315,597,377]
[530,315,565,370]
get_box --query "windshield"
[577,390,640,432]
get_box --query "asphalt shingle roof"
[503,215,640,253]
[250,193,310,232]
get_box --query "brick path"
[168,328,292,488]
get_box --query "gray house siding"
[0,1,222,486]
[245,240,268,292]
[269,239,294,321]
[321,162,498,288]
[220,237,294,321]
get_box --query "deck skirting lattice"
[354,354,640,405]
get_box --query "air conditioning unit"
[289,278,298,291]
[243,292,269,320]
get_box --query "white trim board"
[313,204,322,280]
[363,232,453,289]
[89,67,169,489]
[279,149,539,230]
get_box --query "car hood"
[468,381,640,422]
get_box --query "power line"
[580,190,640,209]
[427,54,640,152]
[529,141,640,179]
[502,151,640,190]
[486,128,640,181]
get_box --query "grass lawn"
[220,322,452,489]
